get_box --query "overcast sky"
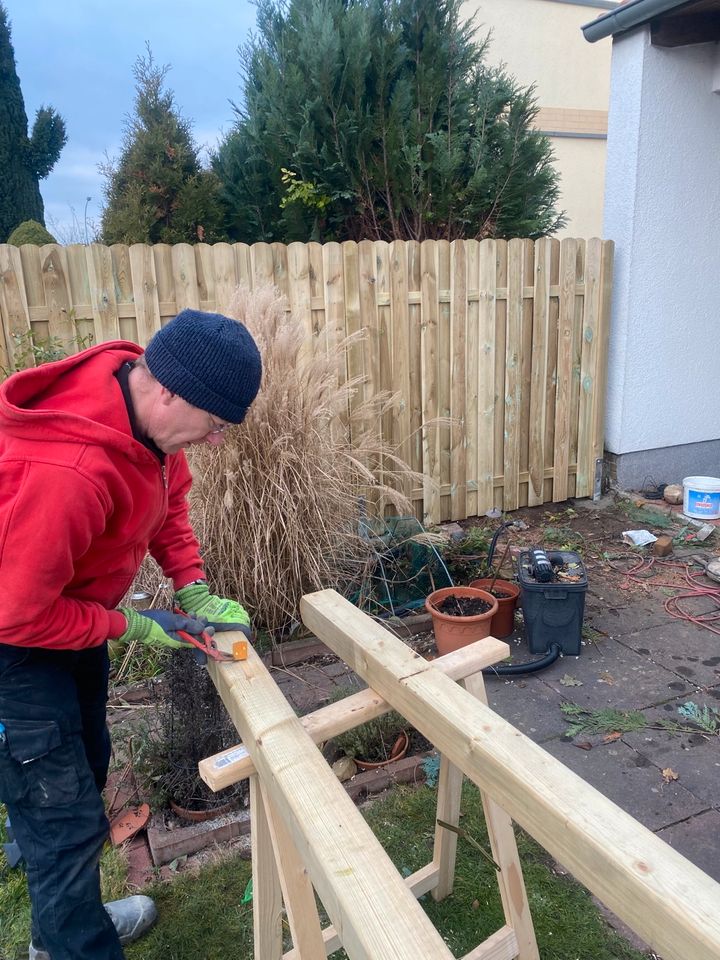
[4,0,257,240]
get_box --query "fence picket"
[420,239,440,526]
[553,238,577,503]
[87,244,120,344]
[129,244,161,346]
[503,239,523,511]
[528,239,551,506]
[0,244,31,370]
[477,239,496,514]
[449,239,467,520]
[0,239,611,523]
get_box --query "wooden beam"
[651,11,720,46]
[199,638,510,791]
[300,589,720,960]
[283,863,441,960]
[207,638,455,959]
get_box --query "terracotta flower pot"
[425,586,499,656]
[355,730,410,770]
[468,578,520,639]
[169,796,239,823]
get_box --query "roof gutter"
[582,0,694,42]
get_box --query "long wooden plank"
[86,244,121,343]
[463,671,538,960]
[503,239,523,511]
[171,243,201,312]
[194,243,215,310]
[527,238,551,506]
[406,240,423,505]
[287,241,313,349]
[0,244,32,370]
[389,239,412,501]
[553,238,577,502]
[212,242,238,315]
[199,638,510,791]
[251,775,283,960]
[493,241,507,509]
[129,244,162,344]
[40,244,74,346]
[576,238,600,498]
[517,239,534,508]
[436,240,451,521]
[476,239,496,514]
[283,864,442,960]
[464,240,480,518]
[449,240,467,520]
[591,242,614,483]
[568,240,585,500]
[261,781,327,959]
[420,239,440,525]
[461,927,519,960]
[301,589,720,960]
[207,640,455,960]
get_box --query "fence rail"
[0,238,613,525]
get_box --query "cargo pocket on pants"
[0,717,80,807]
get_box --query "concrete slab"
[542,737,709,832]
[616,619,720,689]
[656,809,720,884]
[621,696,720,809]
[483,674,567,744]
[539,636,695,710]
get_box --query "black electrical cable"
[482,642,562,676]
[486,520,513,568]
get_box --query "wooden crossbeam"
[300,589,720,960]
[199,638,510,791]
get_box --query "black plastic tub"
[517,550,587,656]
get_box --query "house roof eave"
[582,0,694,41]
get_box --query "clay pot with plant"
[425,586,498,655]
[330,703,409,769]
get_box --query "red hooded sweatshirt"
[0,341,205,650]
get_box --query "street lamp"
[84,196,92,245]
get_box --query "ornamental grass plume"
[187,284,418,639]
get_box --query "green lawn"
[2,782,649,960]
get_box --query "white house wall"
[604,30,720,467]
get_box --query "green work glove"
[116,608,208,649]
[174,581,251,633]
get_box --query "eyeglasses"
[207,415,231,435]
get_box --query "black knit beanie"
[144,309,262,423]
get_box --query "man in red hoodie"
[0,309,262,960]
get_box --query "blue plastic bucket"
[683,476,720,520]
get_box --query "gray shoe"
[105,895,158,945]
[28,894,157,957]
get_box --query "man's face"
[150,392,232,454]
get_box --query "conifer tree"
[0,4,66,240]
[101,48,224,244]
[214,0,564,243]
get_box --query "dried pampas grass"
[187,284,418,639]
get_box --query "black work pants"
[0,643,124,959]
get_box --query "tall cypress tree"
[0,3,66,240]
[101,49,224,244]
[214,0,565,243]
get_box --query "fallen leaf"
[472,899,480,910]
[662,767,679,783]
[575,741,593,751]
[560,674,583,687]
[603,731,622,743]
[599,671,616,685]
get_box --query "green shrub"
[7,219,56,245]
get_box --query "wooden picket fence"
[0,238,613,525]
